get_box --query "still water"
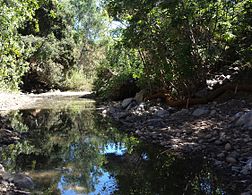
[0,97,226,194]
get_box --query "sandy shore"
[0,91,91,111]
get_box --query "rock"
[102,109,107,116]
[134,90,145,103]
[126,100,137,111]
[235,111,252,129]
[12,174,34,189]
[230,151,240,158]
[117,112,129,119]
[232,166,240,172]
[149,106,163,112]
[108,107,117,115]
[0,164,5,172]
[232,111,244,121]
[217,153,225,158]
[192,108,209,117]
[241,158,252,175]
[155,110,169,118]
[210,110,217,116]
[241,192,251,195]
[2,172,12,181]
[172,109,189,116]
[122,98,134,109]
[204,134,212,139]
[214,140,222,145]
[226,156,237,164]
[225,143,232,151]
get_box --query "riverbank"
[0,91,92,111]
[100,97,252,194]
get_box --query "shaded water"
[0,97,226,194]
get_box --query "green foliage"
[0,0,110,92]
[94,42,143,99]
[1,0,251,96]
[0,0,38,90]
[63,69,94,91]
[101,0,252,97]
[23,33,77,89]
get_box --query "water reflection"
[0,99,226,194]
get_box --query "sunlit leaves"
[0,0,38,90]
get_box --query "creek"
[0,96,226,194]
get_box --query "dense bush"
[94,42,143,99]
[97,0,252,99]
[0,0,108,92]
[0,0,38,91]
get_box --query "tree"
[0,0,38,90]
[101,0,252,99]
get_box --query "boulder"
[122,98,134,109]
[12,174,34,189]
[235,111,252,129]
[134,90,145,103]
[155,110,169,118]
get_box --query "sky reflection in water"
[0,98,227,195]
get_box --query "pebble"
[217,153,225,158]
[225,143,232,151]
[241,192,251,195]
[192,108,209,117]
[215,140,222,145]
[210,110,217,116]
[226,156,237,164]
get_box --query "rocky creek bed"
[100,97,252,194]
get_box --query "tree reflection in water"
[0,103,226,195]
